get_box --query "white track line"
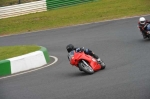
[0,56,58,80]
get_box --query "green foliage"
[0,45,40,60]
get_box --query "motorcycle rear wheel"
[78,61,94,74]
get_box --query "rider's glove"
[76,48,81,52]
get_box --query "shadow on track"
[65,69,106,78]
[137,39,150,43]
[68,72,91,77]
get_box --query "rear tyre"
[78,61,94,74]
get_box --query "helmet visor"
[140,21,146,24]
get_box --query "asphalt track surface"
[0,15,150,99]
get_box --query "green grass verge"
[0,45,41,60]
[0,0,150,36]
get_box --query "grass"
[0,45,41,60]
[0,0,150,36]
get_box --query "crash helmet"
[139,17,146,25]
[66,44,74,53]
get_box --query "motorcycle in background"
[137,23,150,39]
[145,24,150,38]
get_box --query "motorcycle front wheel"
[78,60,94,74]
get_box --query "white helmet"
[139,17,146,25]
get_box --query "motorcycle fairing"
[70,51,101,71]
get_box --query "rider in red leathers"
[66,44,105,66]
[138,17,150,39]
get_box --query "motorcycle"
[68,50,106,74]
[138,23,150,39]
[146,24,150,38]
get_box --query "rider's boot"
[143,35,147,39]
[90,53,106,67]
[97,58,106,70]
[142,32,147,39]
[97,58,105,66]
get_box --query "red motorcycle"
[68,50,106,74]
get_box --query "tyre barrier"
[0,46,50,77]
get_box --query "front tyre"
[78,61,94,74]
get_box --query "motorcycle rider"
[66,44,104,66]
[138,17,150,39]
